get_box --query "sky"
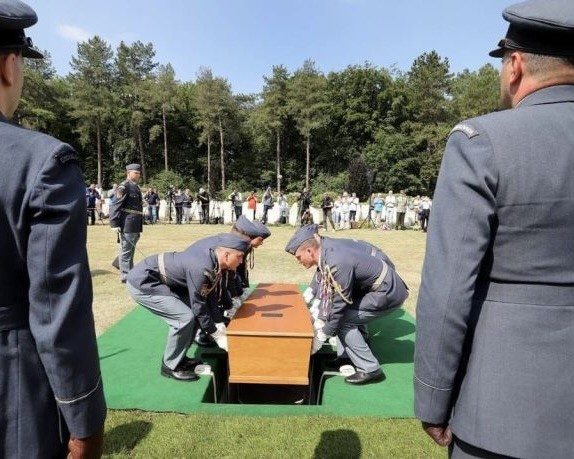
[30,0,510,94]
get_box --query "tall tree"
[148,64,178,172]
[69,36,115,186]
[193,68,236,191]
[114,41,157,182]
[450,64,500,120]
[288,60,330,189]
[260,65,290,193]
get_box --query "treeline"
[17,37,500,201]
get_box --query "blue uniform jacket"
[127,238,229,334]
[0,115,106,457]
[312,237,408,337]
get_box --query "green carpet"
[98,286,415,417]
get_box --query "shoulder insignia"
[449,123,479,139]
[54,150,79,165]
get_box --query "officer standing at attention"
[0,1,106,456]
[126,233,250,381]
[285,226,408,384]
[414,1,574,457]
[110,163,143,283]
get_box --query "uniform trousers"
[119,232,140,282]
[334,306,389,373]
[127,283,196,369]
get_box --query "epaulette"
[54,150,79,165]
[449,123,479,139]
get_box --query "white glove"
[232,297,242,309]
[224,298,242,319]
[309,299,320,321]
[215,322,226,332]
[303,287,315,304]
[210,326,228,351]
[313,319,325,331]
[311,327,327,355]
[111,227,121,234]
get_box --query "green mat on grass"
[98,286,415,417]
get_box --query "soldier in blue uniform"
[224,216,271,318]
[0,1,106,456]
[126,233,250,381]
[415,1,574,457]
[286,226,409,384]
[110,163,143,283]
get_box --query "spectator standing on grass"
[144,187,159,224]
[229,189,243,220]
[395,190,408,230]
[384,190,396,228]
[339,192,350,230]
[320,192,336,231]
[0,2,106,456]
[349,192,359,222]
[197,187,210,224]
[419,196,431,232]
[261,185,273,224]
[415,1,574,456]
[373,193,384,225]
[86,183,101,225]
[247,190,257,220]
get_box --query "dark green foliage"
[21,41,502,195]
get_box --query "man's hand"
[303,287,314,304]
[421,421,452,447]
[210,324,228,351]
[311,327,327,354]
[67,426,104,459]
[110,227,121,234]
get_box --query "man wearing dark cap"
[0,1,106,457]
[414,1,574,457]
[224,215,271,318]
[127,233,250,381]
[110,163,144,283]
[286,226,408,385]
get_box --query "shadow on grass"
[369,309,415,364]
[313,429,361,458]
[103,420,152,455]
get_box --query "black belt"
[0,305,29,331]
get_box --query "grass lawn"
[88,221,443,458]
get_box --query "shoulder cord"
[318,263,354,308]
[247,248,255,270]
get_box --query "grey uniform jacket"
[313,237,408,337]
[109,179,143,233]
[0,116,106,457]
[127,238,227,335]
[414,85,574,458]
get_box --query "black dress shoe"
[181,357,203,370]
[324,358,353,370]
[344,369,385,385]
[160,362,199,381]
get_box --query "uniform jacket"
[0,116,106,457]
[311,237,408,336]
[414,85,574,458]
[126,238,229,335]
[109,178,143,233]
